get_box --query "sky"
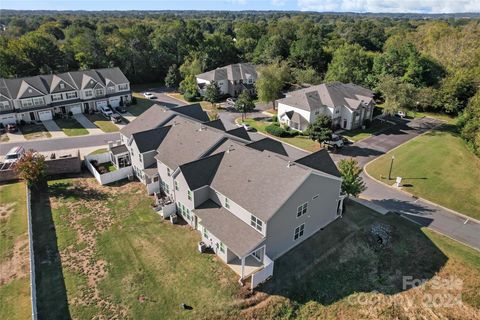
[0,0,479,13]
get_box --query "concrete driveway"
[42,120,68,138]
[139,87,187,109]
[73,114,103,135]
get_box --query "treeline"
[0,12,479,154]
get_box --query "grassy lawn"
[0,132,9,142]
[167,92,214,111]
[19,123,51,140]
[88,148,109,155]
[55,118,89,136]
[366,125,480,220]
[242,118,321,152]
[30,177,480,319]
[0,182,31,320]
[129,92,157,116]
[85,113,119,133]
[341,119,393,142]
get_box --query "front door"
[29,112,35,121]
[60,106,66,114]
[343,119,347,128]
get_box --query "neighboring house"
[196,63,258,97]
[277,82,375,131]
[0,67,131,125]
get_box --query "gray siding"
[265,173,341,259]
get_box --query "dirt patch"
[0,203,16,220]
[0,237,29,285]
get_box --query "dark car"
[115,106,127,113]
[6,123,18,133]
[110,113,122,123]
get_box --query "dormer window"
[28,89,32,93]
[60,83,65,89]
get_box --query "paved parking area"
[73,114,103,135]
[42,120,68,138]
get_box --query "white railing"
[251,255,274,289]
[85,153,132,185]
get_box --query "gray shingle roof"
[295,149,341,178]
[110,144,129,155]
[194,199,265,257]
[131,126,171,153]
[226,127,251,141]
[179,152,224,190]
[120,104,175,139]
[277,82,374,112]
[196,63,258,82]
[203,119,226,131]
[170,103,210,123]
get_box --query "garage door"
[0,115,16,126]
[96,100,108,109]
[69,105,82,114]
[38,110,53,121]
[109,98,120,108]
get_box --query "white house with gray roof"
[0,67,131,125]
[277,82,375,131]
[196,63,257,97]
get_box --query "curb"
[363,125,480,225]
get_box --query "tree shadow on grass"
[255,201,447,306]
[48,181,109,201]
[370,198,436,217]
[30,181,71,319]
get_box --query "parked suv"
[4,146,25,164]
[100,105,113,118]
[324,134,344,150]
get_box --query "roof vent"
[226,145,234,153]
[197,125,207,132]
[287,161,294,168]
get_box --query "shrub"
[131,96,137,104]
[363,119,371,128]
[266,123,286,137]
[183,90,198,102]
[272,115,278,122]
[19,119,26,126]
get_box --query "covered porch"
[109,144,131,169]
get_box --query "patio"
[227,255,264,278]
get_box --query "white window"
[84,90,93,98]
[296,202,308,218]
[250,215,263,232]
[203,227,209,238]
[66,92,77,99]
[51,93,63,102]
[294,224,305,240]
[219,242,225,253]
[21,98,33,107]
[0,101,10,111]
[167,168,171,176]
[225,197,230,209]
[32,97,44,106]
[139,154,142,162]
[188,190,192,201]
[118,83,129,91]
[174,180,179,191]
[59,83,65,89]
[95,88,104,96]
[107,86,115,94]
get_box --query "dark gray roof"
[144,163,159,177]
[295,149,341,178]
[196,63,257,82]
[226,127,251,141]
[110,144,129,155]
[171,103,210,123]
[277,82,374,112]
[120,104,175,139]
[203,119,226,131]
[179,153,224,190]
[131,126,171,153]
[247,138,290,157]
[194,200,265,257]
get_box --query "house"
[196,63,258,97]
[277,82,375,131]
[0,67,131,125]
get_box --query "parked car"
[6,123,18,133]
[324,134,344,149]
[4,146,25,164]
[143,92,155,99]
[396,110,406,118]
[226,98,236,106]
[242,123,253,131]
[115,106,127,113]
[110,113,122,123]
[100,106,113,118]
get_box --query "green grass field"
[55,118,89,136]
[366,125,480,220]
[0,182,31,320]
[242,118,321,152]
[19,123,52,140]
[128,92,156,116]
[85,113,119,132]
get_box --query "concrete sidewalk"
[42,120,68,138]
[73,114,103,135]
[6,131,26,142]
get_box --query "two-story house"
[196,63,258,98]
[0,67,131,125]
[277,82,375,131]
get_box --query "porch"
[109,144,131,169]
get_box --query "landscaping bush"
[19,119,26,126]
[266,123,287,137]
[131,96,137,104]
[183,91,198,102]
[272,115,278,122]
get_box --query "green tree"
[235,91,255,120]
[255,61,291,110]
[289,35,328,73]
[164,64,181,89]
[179,75,199,101]
[306,115,333,146]
[376,75,418,115]
[204,81,221,106]
[292,67,322,85]
[253,35,289,64]
[338,158,366,198]
[325,44,373,87]
[14,150,46,187]
[179,54,203,78]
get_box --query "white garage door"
[96,100,108,109]
[38,110,53,121]
[0,115,16,126]
[109,98,120,108]
[69,105,82,114]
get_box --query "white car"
[242,123,253,132]
[226,98,236,106]
[4,146,25,164]
[100,106,113,118]
[397,110,406,118]
[143,92,155,99]
[324,134,344,149]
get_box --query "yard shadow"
[48,181,108,201]
[335,145,384,158]
[370,198,435,217]
[255,200,447,306]
[30,181,71,319]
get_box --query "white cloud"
[297,0,480,13]
[230,0,248,5]
[271,0,287,6]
